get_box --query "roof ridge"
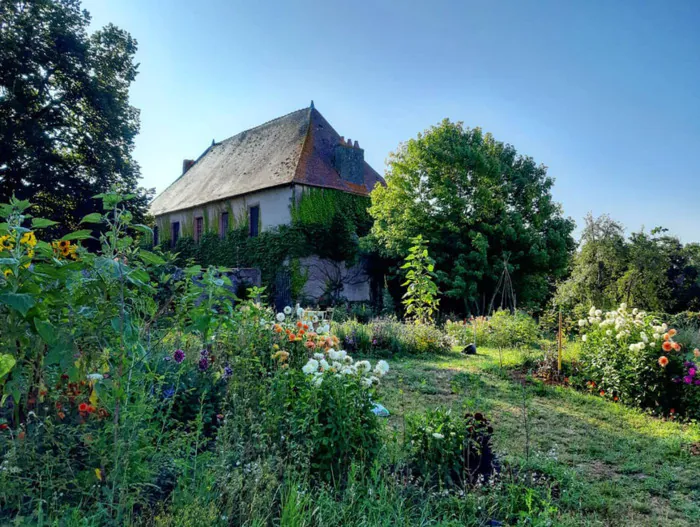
[291,106,315,182]
[219,106,310,144]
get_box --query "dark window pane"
[195,217,204,242]
[220,212,229,239]
[171,222,180,247]
[249,205,259,237]
[153,226,159,246]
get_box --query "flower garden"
[1,195,699,526]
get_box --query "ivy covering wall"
[166,188,375,301]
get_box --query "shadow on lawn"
[380,354,700,526]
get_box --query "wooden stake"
[557,310,563,372]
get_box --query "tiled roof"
[150,106,385,216]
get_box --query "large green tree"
[555,216,700,314]
[369,119,575,314]
[0,0,151,232]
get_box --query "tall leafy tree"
[0,0,151,233]
[554,214,628,311]
[369,119,575,314]
[555,217,700,314]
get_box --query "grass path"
[376,348,700,526]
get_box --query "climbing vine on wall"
[167,188,374,300]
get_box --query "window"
[195,216,204,242]
[249,205,260,237]
[153,226,159,246]
[171,222,180,247]
[219,212,229,239]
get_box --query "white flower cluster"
[275,305,331,334]
[302,349,389,387]
[579,304,663,352]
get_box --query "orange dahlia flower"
[662,341,673,352]
[669,328,677,337]
[658,356,669,367]
[672,342,681,352]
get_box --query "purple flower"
[683,376,693,385]
[695,379,700,385]
[198,357,209,372]
[173,349,185,364]
[200,349,209,358]
[224,365,233,378]
[163,386,175,399]
[688,367,697,377]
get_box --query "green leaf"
[35,319,57,345]
[131,224,153,235]
[127,269,150,286]
[80,213,103,224]
[138,250,165,266]
[59,230,93,241]
[0,258,18,266]
[0,354,16,381]
[45,343,72,367]
[0,292,36,316]
[31,218,59,229]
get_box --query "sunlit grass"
[372,346,700,526]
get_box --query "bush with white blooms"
[302,349,389,388]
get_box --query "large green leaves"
[0,354,16,381]
[0,292,36,316]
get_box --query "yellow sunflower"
[20,231,37,248]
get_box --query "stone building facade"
[149,103,385,303]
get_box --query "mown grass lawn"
[374,347,700,527]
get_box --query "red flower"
[78,402,89,413]
[87,405,95,414]
[599,390,605,396]
[658,356,669,367]
[58,411,66,420]
[0,424,8,431]
[662,341,673,352]
[296,321,303,328]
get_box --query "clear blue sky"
[83,0,700,242]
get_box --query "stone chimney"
[182,159,195,174]
[333,138,364,185]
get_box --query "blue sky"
[83,0,700,241]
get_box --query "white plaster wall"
[228,185,294,231]
[158,185,294,237]
[299,255,371,302]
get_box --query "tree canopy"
[0,0,151,233]
[554,214,700,314]
[368,119,575,315]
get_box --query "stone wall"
[299,255,370,303]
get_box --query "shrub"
[447,311,540,349]
[577,303,700,418]
[406,407,497,487]
[334,318,452,355]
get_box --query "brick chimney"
[182,159,195,174]
[333,138,364,185]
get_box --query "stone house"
[149,102,385,303]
